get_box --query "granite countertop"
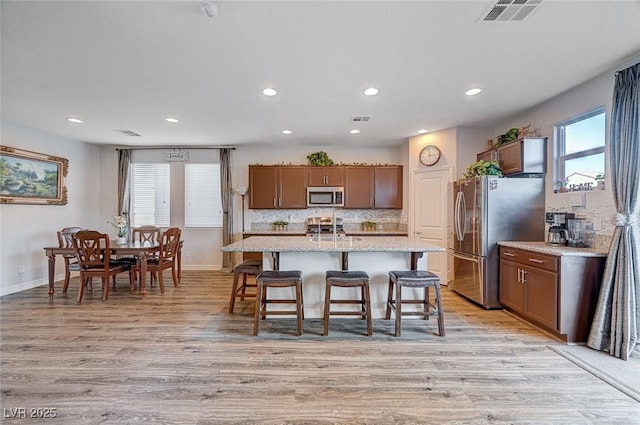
[222,236,444,253]
[497,241,608,257]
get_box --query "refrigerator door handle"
[454,191,462,241]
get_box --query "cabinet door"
[499,259,524,312]
[249,166,278,209]
[497,141,523,175]
[523,266,558,330]
[374,166,402,209]
[344,166,374,208]
[477,150,495,163]
[325,167,345,186]
[278,167,307,208]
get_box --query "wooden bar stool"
[229,259,262,313]
[254,270,304,336]
[324,270,372,336]
[385,270,445,337]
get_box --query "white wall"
[1,120,101,295]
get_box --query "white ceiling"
[2,1,640,148]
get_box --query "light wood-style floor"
[1,271,638,424]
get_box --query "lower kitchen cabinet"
[499,245,605,343]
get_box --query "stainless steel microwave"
[307,186,344,207]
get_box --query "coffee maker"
[545,212,574,246]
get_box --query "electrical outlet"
[18,265,25,274]
[592,218,602,231]
[184,251,191,258]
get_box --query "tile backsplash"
[546,204,616,252]
[249,208,405,231]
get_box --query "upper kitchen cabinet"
[344,166,374,208]
[344,165,403,209]
[249,165,307,209]
[374,166,403,209]
[306,166,345,187]
[477,137,547,175]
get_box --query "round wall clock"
[419,145,441,166]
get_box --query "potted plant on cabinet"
[464,160,503,178]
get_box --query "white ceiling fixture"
[282,129,292,135]
[262,88,277,97]
[417,129,428,134]
[481,0,543,22]
[350,129,360,134]
[364,87,379,96]
[200,2,218,19]
[165,117,179,123]
[66,117,83,124]
[465,88,482,96]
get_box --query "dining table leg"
[138,252,148,298]
[46,250,56,298]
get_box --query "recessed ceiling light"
[66,117,83,124]
[262,88,277,96]
[465,88,482,96]
[364,87,379,96]
[417,129,428,134]
[350,129,360,134]
[165,117,179,123]
[282,129,292,135]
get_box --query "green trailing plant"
[306,151,334,166]
[495,127,520,146]
[464,160,503,178]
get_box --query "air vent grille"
[351,116,371,122]
[114,130,141,137]
[482,0,542,22]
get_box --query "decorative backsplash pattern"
[250,208,405,232]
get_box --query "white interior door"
[412,168,452,284]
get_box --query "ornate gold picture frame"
[0,145,68,205]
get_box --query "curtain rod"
[115,146,236,151]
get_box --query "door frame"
[409,166,454,284]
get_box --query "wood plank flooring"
[1,271,638,424]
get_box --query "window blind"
[130,163,170,227]
[185,163,222,228]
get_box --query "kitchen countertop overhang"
[497,241,607,257]
[222,236,443,253]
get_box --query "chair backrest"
[158,227,181,260]
[72,230,110,269]
[57,227,83,248]
[131,226,161,244]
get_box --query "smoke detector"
[200,2,218,18]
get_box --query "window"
[130,163,170,227]
[556,108,606,191]
[185,163,222,228]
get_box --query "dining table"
[43,239,182,299]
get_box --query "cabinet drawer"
[500,247,558,272]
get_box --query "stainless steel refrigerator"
[450,176,545,309]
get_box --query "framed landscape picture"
[0,146,68,205]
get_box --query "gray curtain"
[117,149,132,220]
[588,62,640,360]
[220,148,234,272]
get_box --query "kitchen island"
[221,236,444,318]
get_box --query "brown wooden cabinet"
[249,166,307,209]
[477,137,547,175]
[306,166,344,187]
[374,166,403,209]
[499,245,604,343]
[344,166,374,208]
[344,165,403,209]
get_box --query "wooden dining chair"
[57,226,83,294]
[127,226,162,284]
[72,230,134,302]
[131,227,181,293]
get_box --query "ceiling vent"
[481,0,543,22]
[114,130,141,137]
[351,116,371,122]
